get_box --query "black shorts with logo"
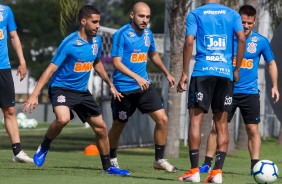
[111,85,163,122]
[49,87,101,123]
[0,69,15,108]
[227,93,260,124]
[188,76,233,113]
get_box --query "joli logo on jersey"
[205,34,227,50]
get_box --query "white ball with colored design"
[253,160,279,184]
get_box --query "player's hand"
[233,70,240,83]
[177,74,188,93]
[166,74,176,88]
[271,86,280,103]
[17,64,27,82]
[109,85,123,102]
[23,94,38,113]
[135,76,150,91]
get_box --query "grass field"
[0,123,281,184]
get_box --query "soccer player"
[23,5,130,175]
[108,2,177,172]
[177,0,246,183]
[199,4,279,175]
[0,3,33,163]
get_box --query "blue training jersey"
[0,4,17,69]
[111,23,155,92]
[233,31,274,94]
[186,2,243,80]
[50,31,102,92]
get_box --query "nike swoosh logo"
[38,152,47,159]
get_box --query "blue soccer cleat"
[199,163,211,173]
[33,146,48,167]
[104,166,130,176]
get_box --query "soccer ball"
[253,160,279,184]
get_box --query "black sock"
[189,149,199,168]
[204,156,213,167]
[12,143,22,156]
[213,151,226,170]
[251,159,259,170]
[41,135,52,150]
[155,144,165,161]
[100,154,111,170]
[110,148,118,158]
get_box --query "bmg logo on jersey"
[130,52,147,63]
[205,34,227,50]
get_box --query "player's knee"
[3,107,16,117]
[56,116,70,126]
[94,124,108,137]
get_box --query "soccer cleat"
[199,163,211,173]
[13,150,34,163]
[153,159,178,173]
[33,145,48,167]
[204,169,222,183]
[104,166,130,176]
[178,168,200,182]
[110,157,120,168]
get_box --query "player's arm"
[112,56,150,91]
[9,30,27,81]
[234,31,246,83]
[148,51,175,88]
[268,60,279,103]
[93,58,123,101]
[177,35,194,93]
[23,63,58,113]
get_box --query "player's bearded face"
[131,9,150,31]
[85,14,100,36]
[241,14,255,37]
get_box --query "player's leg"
[34,105,71,167]
[200,121,216,173]
[240,94,261,172]
[0,69,33,163]
[148,109,177,172]
[108,92,133,168]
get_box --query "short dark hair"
[78,5,100,21]
[239,4,256,17]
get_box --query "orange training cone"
[84,144,99,156]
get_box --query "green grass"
[0,123,281,184]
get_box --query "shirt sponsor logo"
[74,61,94,72]
[0,29,4,39]
[202,67,231,75]
[204,10,226,15]
[92,44,98,55]
[75,40,83,45]
[130,52,147,63]
[206,53,227,62]
[92,37,97,42]
[205,35,227,50]
[144,35,150,47]
[0,12,3,21]
[224,96,232,105]
[128,32,136,37]
[247,42,257,54]
[233,57,253,69]
[251,36,258,42]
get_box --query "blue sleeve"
[261,38,274,62]
[51,40,69,67]
[111,31,124,57]
[7,7,17,32]
[186,12,197,37]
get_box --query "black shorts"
[227,93,260,124]
[49,87,101,123]
[188,76,233,113]
[111,85,163,122]
[0,69,15,108]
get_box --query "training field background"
[0,123,281,184]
